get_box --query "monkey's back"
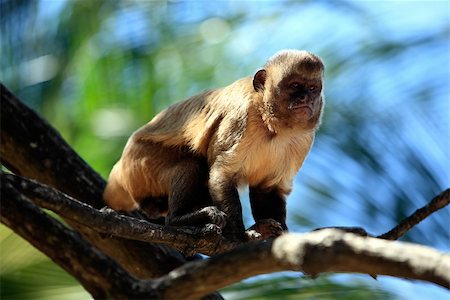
[104,78,254,210]
[132,78,253,156]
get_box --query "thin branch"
[3,173,235,256]
[378,189,450,240]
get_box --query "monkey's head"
[253,50,325,131]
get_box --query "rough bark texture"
[1,83,449,299]
[3,173,233,256]
[1,178,137,299]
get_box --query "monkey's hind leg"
[103,176,139,212]
[166,159,226,229]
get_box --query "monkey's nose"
[297,95,307,103]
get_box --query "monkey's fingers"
[199,206,227,229]
[248,219,284,240]
[202,223,223,235]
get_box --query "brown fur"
[103,49,325,240]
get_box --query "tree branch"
[2,173,235,256]
[152,230,450,299]
[0,173,140,299]
[5,171,448,256]
[0,83,104,208]
[378,189,450,240]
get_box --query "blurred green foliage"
[0,226,90,299]
[221,275,392,300]
[1,0,448,299]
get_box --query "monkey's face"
[266,72,323,131]
[253,50,325,130]
[280,75,323,120]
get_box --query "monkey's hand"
[198,206,227,229]
[246,219,284,241]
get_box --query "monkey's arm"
[249,186,288,231]
[207,174,286,241]
[208,163,246,241]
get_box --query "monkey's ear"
[253,69,266,92]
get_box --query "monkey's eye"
[290,82,300,89]
[308,86,317,92]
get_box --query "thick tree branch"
[153,230,450,299]
[0,83,104,208]
[2,173,235,255]
[0,174,141,299]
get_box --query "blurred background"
[1,0,449,299]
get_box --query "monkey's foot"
[244,229,262,241]
[246,219,284,241]
[199,206,227,229]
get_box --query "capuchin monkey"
[103,50,325,241]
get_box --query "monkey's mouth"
[288,101,313,114]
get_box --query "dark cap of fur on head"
[264,50,324,77]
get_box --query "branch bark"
[4,172,448,257]
[0,176,138,299]
[153,229,450,299]
[3,173,234,256]
[378,189,450,240]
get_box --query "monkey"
[103,49,325,241]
